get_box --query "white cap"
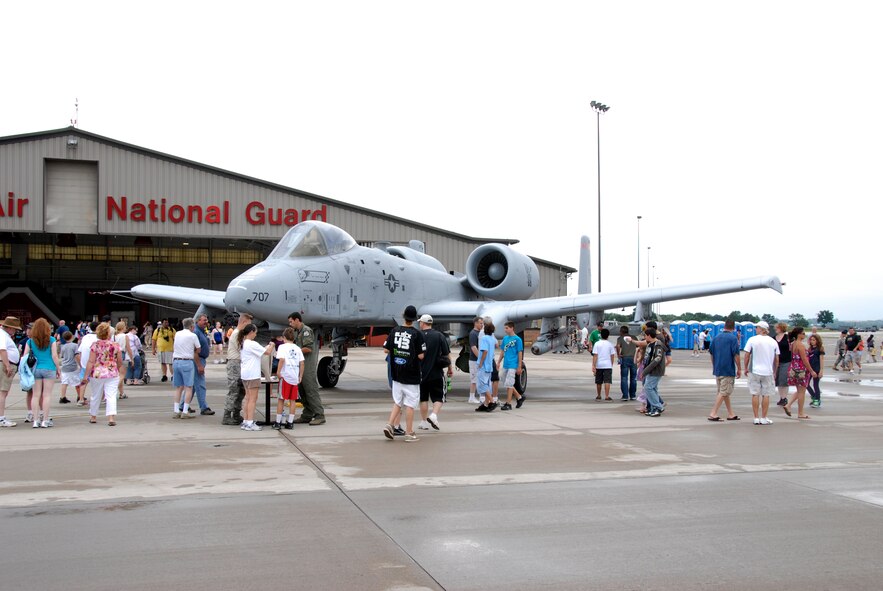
[418,314,433,324]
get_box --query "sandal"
[108,420,116,426]
[798,415,811,420]
[783,405,792,417]
[726,416,741,421]
[89,416,97,423]
[707,416,722,421]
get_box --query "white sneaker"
[0,419,17,427]
[753,418,762,425]
[417,420,430,430]
[41,421,50,428]
[427,413,440,430]
[467,396,478,404]
[241,422,262,431]
[25,412,34,423]
[32,420,40,429]
[761,417,773,425]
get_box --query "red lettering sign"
[106,196,321,227]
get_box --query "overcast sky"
[4,1,882,321]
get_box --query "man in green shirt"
[588,321,604,354]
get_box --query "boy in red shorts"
[274,327,305,430]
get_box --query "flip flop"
[707,416,722,421]
[798,415,811,420]
[595,396,602,400]
[726,416,741,421]
[89,416,97,424]
[783,406,792,417]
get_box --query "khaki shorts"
[716,376,735,396]
[747,373,775,397]
[241,378,261,390]
[0,365,18,392]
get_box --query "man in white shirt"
[743,320,779,425]
[592,328,617,401]
[1,316,23,427]
[171,318,201,419]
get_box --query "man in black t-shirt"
[844,327,862,374]
[467,317,483,404]
[417,314,451,432]
[383,305,426,441]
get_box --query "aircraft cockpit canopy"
[268,221,357,259]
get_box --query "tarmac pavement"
[1,337,882,590]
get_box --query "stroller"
[138,349,151,384]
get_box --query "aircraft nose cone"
[225,281,249,313]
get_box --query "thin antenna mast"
[70,98,78,127]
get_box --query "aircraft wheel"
[514,363,527,395]
[317,356,345,388]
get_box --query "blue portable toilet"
[713,321,726,339]
[670,320,689,349]
[687,320,701,349]
[739,321,756,348]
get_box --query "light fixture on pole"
[636,215,642,289]
[590,100,609,293]
[646,246,651,288]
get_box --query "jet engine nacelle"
[465,244,540,300]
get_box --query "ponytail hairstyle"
[788,326,804,342]
[237,323,257,349]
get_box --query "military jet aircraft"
[131,220,782,391]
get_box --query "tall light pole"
[590,100,609,293]
[636,215,642,289]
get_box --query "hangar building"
[0,127,574,326]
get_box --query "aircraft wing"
[131,284,227,310]
[421,275,783,325]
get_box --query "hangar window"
[27,244,261,265]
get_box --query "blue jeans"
[125,355,142,381]
[620,357,637,399]
[644,375,664,412]
[193,359,208,409]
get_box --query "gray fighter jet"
[131,221,782,390]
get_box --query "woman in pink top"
[81,322,124,426]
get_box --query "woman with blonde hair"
[81,322,124,425]
[22,318,61,428]
[783,326,815,420]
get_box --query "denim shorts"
[34,368,57,380]
[172,359,195,387]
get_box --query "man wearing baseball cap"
[417,314,451,431]
[1,316,23,427]
[743,320,780,425]
[382,306,426,442]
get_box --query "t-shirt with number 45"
[384,325,426,385]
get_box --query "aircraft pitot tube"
[465,244,539,300]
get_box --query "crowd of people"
[0,313,321,431]
[0,309,877,435]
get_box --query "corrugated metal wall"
[0,131,571,299]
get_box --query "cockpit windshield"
[267,221,357,259]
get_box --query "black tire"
[317,356,346,388]
[514,363,527,395]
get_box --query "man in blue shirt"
[475,320,498,412]
[192,314,215,415]
[497,322,524,410]
[707,318,742,421]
